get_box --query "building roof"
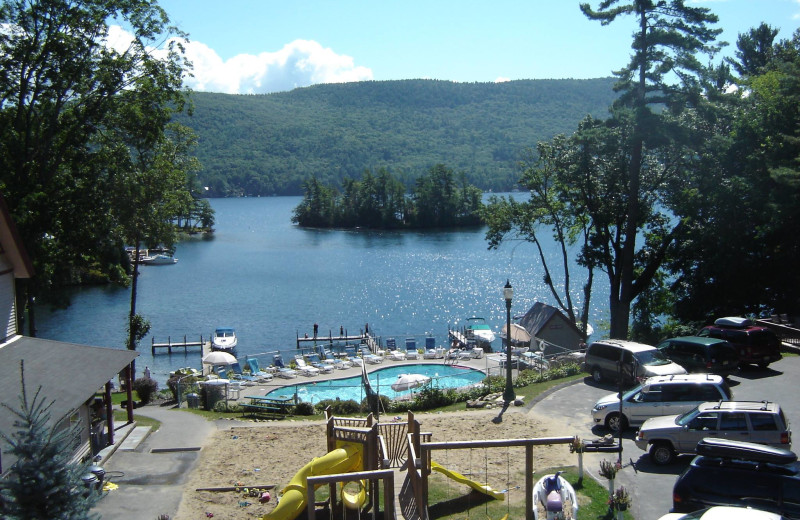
[0,336,137,438]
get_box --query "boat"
[211,327,237,352]
[465,317,496,349]
[532,472,578,520]
[141,253,177,265]
[390,373,431,392]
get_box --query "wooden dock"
[448,328,469,348]
[151,335,206,354]
[296,332,367,349]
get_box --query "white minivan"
[584,339,687,385]
[590,374,732,432]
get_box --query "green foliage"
[293,402,316,416]
[0,363,100,520]
[293,164,483,229]
[173,79,618,197]
[133,377,159,405]
[315,399,361,415]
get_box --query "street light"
[503,279,516,405]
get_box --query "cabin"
[518,302,584,355]
[0,195,137,476]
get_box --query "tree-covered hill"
[176,78,618,197]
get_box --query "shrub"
[133,377,159,404]
[166,374,201,401]
[315,399,360,415]
[294,402,316,416]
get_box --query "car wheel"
[605,412,627,433]
[591,367,603,383]
[649,442,675,465]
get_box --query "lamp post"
[503,279,516,405]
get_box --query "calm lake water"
[35,196,609,384]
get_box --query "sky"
[148,0,800,95]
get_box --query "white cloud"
[180,38,373,94]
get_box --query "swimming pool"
[265,364,486,403]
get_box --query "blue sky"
[152,0,800,94]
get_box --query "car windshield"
[621,384,644,401]
[676,406,702,426]
[636,349,672,366]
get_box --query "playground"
[175,407,583,519]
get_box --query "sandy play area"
[174,406,580,520]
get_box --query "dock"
[448,328,470,348]
[151,335,206,354]
[296,332,367,349]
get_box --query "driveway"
[530,355,800,520]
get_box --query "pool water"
[265,364,486,403]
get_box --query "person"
[313,322,318,338]
[144,366,151,379]
[340,325,344,336]
[365,323,369,334]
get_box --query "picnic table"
[240,395,295,419]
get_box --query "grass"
[427,466,633,520]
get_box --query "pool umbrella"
[202,351,237,365]
[391,373,431,392]
[500,323,531,344]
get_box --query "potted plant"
[609,485,631,518]
[570,436,586,483]
[599,459,621,498]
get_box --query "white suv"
[591,374,732,432]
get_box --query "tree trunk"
[128,243,141,379]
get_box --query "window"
[719,412,748,431]
[698,385,725,401]
[689,412,718,431]
[750,413,778,431]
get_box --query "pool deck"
[230,353,505,403]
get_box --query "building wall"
[0,254,17,341]
[537,314,582,354]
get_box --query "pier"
[296,331,368,349]
[448,328,470,348]
[151,335,206,354]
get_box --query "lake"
[35,196,609,384]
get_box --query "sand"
[174,406,578,520]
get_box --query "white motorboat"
[465,317,496,346]
[532,472,578,520]
[211,327,237,352]
[141,253,177,265]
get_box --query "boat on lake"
[141,253,178,265]
[211,327,237,352]
[465,317,496,350]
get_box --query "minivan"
[656,336,740,377]
[591,373,731,432]
[584,340,687,385]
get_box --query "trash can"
[203,380,227,410]
[187,393,200,409]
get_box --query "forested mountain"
[176,78,618,197]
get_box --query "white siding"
[0,259,17,341]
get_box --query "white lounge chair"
[294,357,321,376]
[272,355,298,378]
[387,349,406,361]
[405,338,419,359]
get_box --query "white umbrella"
[501,323,531,343]
[202,351,237,365]
[391,373,431,392]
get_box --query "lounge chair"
[245,358,274,382]
[405,338,419,359]
[307,353,335,373]
[229,362,258,385]
[386,338,397,350]
[387,349,406,361]
[359,346,383,364]
[294,356,321,376]
[272,355,298,379]
[423,337,442,359]
[333,357,353,369]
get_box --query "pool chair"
[245,358,274,382]
[359,347,383,364]
[423,337,441,359]
[387,349,406,361]
[333,357,353,369]
[294,356,321,376]
[386,338,397,350]
[229,362,258,386]
[307,353,334,373]
[405,338,419,360]
[272,355,298,379]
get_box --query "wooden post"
[105,381,114,445]
[125,364,134,423]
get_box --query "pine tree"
[0,362,100,520]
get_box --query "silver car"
[635,400,792,465]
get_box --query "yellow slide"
[430,461,505,500]
[261,443,363,520]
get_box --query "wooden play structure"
[274,409,577,520]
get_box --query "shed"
[518,302,584,354]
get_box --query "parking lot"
[531,354,800,519]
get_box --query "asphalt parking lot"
[532,354,800,520]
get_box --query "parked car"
[636,400,792,465]
[697,317,782,369]
[672,438,800,517]
[656,336,740,377]
[584,340,687,385]
[658,505,786,519]
[591,374,731,432]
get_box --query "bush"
[133,377,159,404]
[294,402,316,416]
[315,399,360,415]
[166,374,201,401]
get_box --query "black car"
[656,336,740,377]
[672,438,800,517]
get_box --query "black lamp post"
[503,279,516,405]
